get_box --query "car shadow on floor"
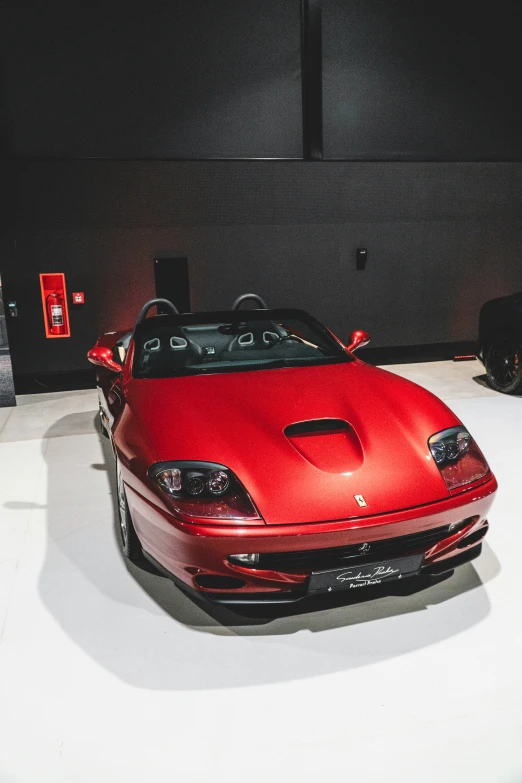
[33,411,501,690]
[473,373,491,389]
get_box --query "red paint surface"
[123,363,462,524]
[87,345,121,373]
[287,427,364,474]
[125,474,496,594]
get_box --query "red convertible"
[88,294,497,604]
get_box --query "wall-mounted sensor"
[7,301,17,317]
[356,248,367,270]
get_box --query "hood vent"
[284,419,350,437]
[284,419,364,474]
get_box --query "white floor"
[0,359,520,782]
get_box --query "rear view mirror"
[347,330,370,353]
[87,345,121,373]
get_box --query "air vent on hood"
[284,419,350,437]
[284,418,364,474]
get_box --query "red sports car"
[88,294,497,604]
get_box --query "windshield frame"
[131,308,352,379]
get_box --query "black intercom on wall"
[356,248,367,270]
[154,257,190,314]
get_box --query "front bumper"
[126,473,497,603]
[143,541,486,604]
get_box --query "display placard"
[39,273,70,338]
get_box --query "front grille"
[248,519,473,573]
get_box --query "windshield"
[132,309,352,379]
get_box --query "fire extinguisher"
[46,292,66,335]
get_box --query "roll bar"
[135,295,267,327]
[231,293,268,311]
[135,298,179,326]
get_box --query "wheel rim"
[117,465,128,548]
[488,337,521,388]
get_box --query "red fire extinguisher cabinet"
[39,273,71,338]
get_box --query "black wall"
[5,159,522,376]
[2,2,302,159]
[323,0,522,160]
[2,1,522,381]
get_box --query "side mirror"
[347,330,370,353]
[87,345,121,373]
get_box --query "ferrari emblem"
[354,494,367,508]
[358,543,371,554]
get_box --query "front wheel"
[98,404,110,438]
[116,459,142,561]
[484,334,522,394]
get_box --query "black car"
[479,292,522,393]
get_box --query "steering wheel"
[265,334,303,349]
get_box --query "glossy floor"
[0,360,520,782]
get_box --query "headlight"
[185,473,206,496]
[428,426,489,490]
[149,461,260,521]
[207,470,230,495]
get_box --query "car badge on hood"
[354,494,368,508]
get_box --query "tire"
[484,334,522,394]
[116,459,142,561]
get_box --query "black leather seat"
[137,326,202,375]
[226,321,285,351]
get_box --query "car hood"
[126,362,461,524]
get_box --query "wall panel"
[4,160,522,376]
[2,2,302,159]
[323,0,522,160]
